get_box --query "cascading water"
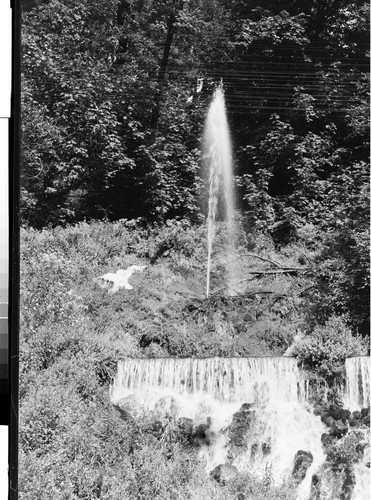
[343,356,370,411]
[203,84,235,297]
[343,356,370,500]
[110,357,325,499]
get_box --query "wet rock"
[349,418,358,427]
[327,404,351,424]
[227,403,255,450]
[292,450,313,482]
[193,422,209,444]
[360,407,370,426]
[193,417,217,446]
[210,464,239,484]
[316,402,351,428]
[329,419,348,438]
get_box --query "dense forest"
[20,1,369,499]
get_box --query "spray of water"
[203,84,235,297]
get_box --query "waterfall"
[343,356,370,411]
[110,357,325,498]
[203,85,235,297]
[343,357,370,500]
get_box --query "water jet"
[203,84,235,297]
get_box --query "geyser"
[203,84,235,297]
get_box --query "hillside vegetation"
[20,220,368,499]
[20,0,369,497]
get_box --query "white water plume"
[110,357,325,498]
[203,84,235,297]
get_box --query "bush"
[291,316,368,381]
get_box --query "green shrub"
[292,316,368,381]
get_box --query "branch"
[248,268,308,275]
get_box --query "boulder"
[210,464,239,484]
[113,395,140,421]
[292,450,314,482]
[227,403,255,450]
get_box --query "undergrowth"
[19,219,367,499]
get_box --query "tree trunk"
[150,2,182,129]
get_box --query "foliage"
[19,0,370,496]
[326,431,366,470]
[22,0,369,235]
[291,316,368,381]
[304,224,370,336]
[19,220,321,498]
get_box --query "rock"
[227,404,255,450]
[317,403,351,428]
[330,419,348,438]
[356,441,368,455]
[292,450,314,482]
[349,418,358,427]
[360,407,370,426]
[193,418,217,446]
[113,395,140,421]
[327,404,351,424]
[178,417,193,435]
[210,464,239,484]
